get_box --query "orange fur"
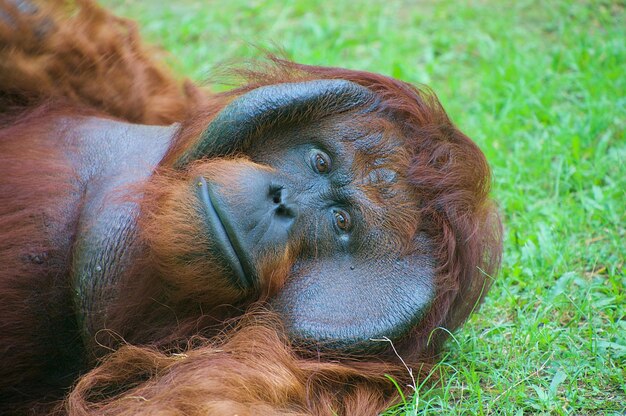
[0,105,86,410]
[63,315,404,416]
[0,0,204,124]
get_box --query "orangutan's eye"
[311,151,331,174]
[333,209,351,232]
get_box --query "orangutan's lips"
[195,176,256,289]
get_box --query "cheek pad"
[270,244,436,351]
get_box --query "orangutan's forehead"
[349,125,410,202]
[341,120,418,246]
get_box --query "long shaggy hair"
[0,1,501,415]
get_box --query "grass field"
[102,1,625,414]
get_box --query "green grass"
[101,0,625,414]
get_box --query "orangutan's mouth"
[195,176,257,289]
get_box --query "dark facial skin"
[192,103,436,350]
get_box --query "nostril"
[275,203,297,219]
[268,184,297,218]
[269,184,283,205]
